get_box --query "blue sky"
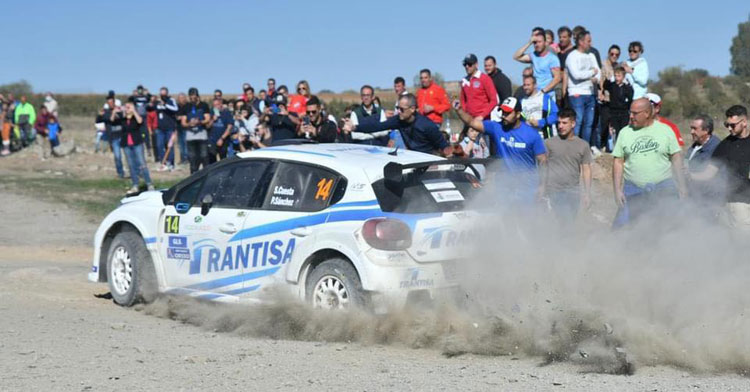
[2,0,748,95]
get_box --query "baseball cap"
[499,97,522,113]
[462,53,478,66]
[645,93,661,106]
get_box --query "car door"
[229,161,346,296]
[158,160,271,295]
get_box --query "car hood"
[120,190,165,206]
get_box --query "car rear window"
[372,168,482,213]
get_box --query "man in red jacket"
[460,53,498,120]
[417,68,450,125]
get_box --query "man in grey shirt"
[542,108,592,221]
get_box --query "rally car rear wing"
[383,158,494,195]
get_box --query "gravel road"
[0,189,748,391]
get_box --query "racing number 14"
[315,178,333,201]
[164,215,180,234]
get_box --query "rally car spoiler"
[383,158,494,193]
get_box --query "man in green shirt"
[612,98,687,226]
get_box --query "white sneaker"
[147,184,155,191]
[156,164,169,172]
[126,186,139,195]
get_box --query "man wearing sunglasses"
[691,105,750,229]
[343,93,452,156]
[460,53,498,120]
[298,95,338,143]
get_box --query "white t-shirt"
[566,50,600,96]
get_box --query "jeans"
[110,138,125,178]
[177,129,188,163]
[156,128,175,166]
[549,189,580,223]
[613,179,678,228]
[187,139,209,174]
[569,94,596,147]
[95,131,106,153]
[122,143,152,187]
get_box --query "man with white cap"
[645,93,685,147]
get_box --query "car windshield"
[372,167,482,213]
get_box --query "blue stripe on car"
[222,284,261,296]
[185,266,280,291]
[262,147,336,158]
[143,237,157,244]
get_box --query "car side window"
[197,160,270,209]
[174,178,205,207]
[262,162,343,212]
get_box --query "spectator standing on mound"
[44,92,58,118]
[543,108,592,221]
[513,27,561,101]
[612,98,687,227]
[623,41,649,99]
[565,30,600,148]
[602,66,634,146]
[520,75,559,139]
[349,85,389,145]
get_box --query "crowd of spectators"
[0,93,60,156]
[7,23,744,230]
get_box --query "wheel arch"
[97,221,145,282]
[297,248,361,301]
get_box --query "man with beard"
[454,96,548,202]
[298,96,338,143]
[612,98,687,227]
[513,27,561,100]
[691,105,750,230]
[343,93,452,156]
[178,88,210,173]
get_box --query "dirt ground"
[1,119,748,391]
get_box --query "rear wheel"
[306,258,367,310]
[107,230,157,306]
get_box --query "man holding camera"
[298,96,338,143]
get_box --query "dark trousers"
[207,142,228,164]
[187,140,208,174]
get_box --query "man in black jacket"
[484,56,512,102]
[299,96,339,143]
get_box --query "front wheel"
[107,230,157,306]
[306,258,367,310]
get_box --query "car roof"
[236,143,443,181]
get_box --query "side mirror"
[200,194,213,216]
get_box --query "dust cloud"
[140,194,750,376]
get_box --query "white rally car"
[89,143,485,310]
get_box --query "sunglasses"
[724,120,743,129]
[610,52,620,57]
[306,110,318,115]
[629,49,639,53]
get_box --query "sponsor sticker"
[167,248,191,260]
[430,190,464,203]
[422,179,455,191]
[168,236,188,248]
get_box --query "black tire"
[106,230,158,306]
[305,258,367,310]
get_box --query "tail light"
[362,218,412,250]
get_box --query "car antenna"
[388,146,399,156]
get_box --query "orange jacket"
[417,83,450,124]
